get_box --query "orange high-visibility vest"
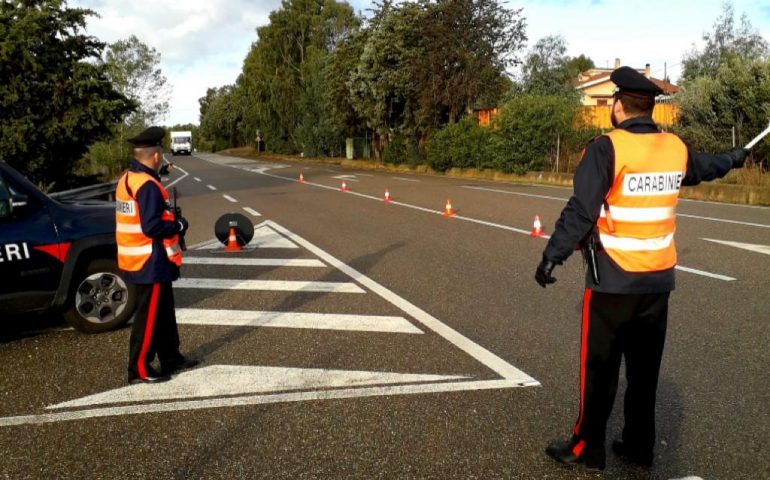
[115,171,182,272]
[596,129,688,272]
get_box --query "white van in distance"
[170,131,192,155]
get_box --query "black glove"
[159,163,173,176]
[726,148,750,168]
[177,216,189,235]
[535,257,557,288]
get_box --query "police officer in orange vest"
[535,67,750,471]
[116,126,198,384]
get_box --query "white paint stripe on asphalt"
[702,238,770,256]
[194,177,202,182]
[0,379,528,427]
[174,309,422,334]
[463,185,568,201]
[678,213,770,228]
[50,366,459,409]
[674,266,736,281]
[175,278,366,293]
[392,176,420,182]
[466,186,770,228]
[164,164,189,188]
[264,220,537,383]
[207,184,217,191]
[223,194,238,203]
[243,207,262,217]
[184,257,325,267]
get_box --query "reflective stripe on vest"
[115,171,182,272]
[598,129,687,272]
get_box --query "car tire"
[63,258,136,333]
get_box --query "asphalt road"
[1,152,768,480]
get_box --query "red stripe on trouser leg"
[573,288,592,436]
[572,439,586,457]
[137,283,161,379]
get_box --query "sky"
[71,0,770,126]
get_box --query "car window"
[0,175,9,200]
[0,175,10,217]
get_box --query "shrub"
[426,116,498,172]
[493,94,580,174]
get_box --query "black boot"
[612,440,653,467]
[545,439,606,472]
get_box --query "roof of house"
[572,69,678,95]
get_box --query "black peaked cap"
[610,66,663,96]
[127,126,166,147]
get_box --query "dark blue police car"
[0,162,136,333]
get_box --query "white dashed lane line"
[207,185,217,191]
[243,207,262,217]
[194,177,202,182]
[223,194,238,203]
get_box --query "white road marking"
[463,185,567,201]
[674,266,736,281]
[174,309,422,334]
[392,176,420,182]
[194,177,202,182]
[49,366,464,410]
[184,257,324,267]
[0,218,538,426]
[265,220,536,383]
[355,173,374,177]
[0,379,524,427]
[176,278,366,293]
[702,238,770,256]
[206,184,217,191]
[243,207,261,217]
[223,194,238,203]
[164,164,189,188]
[332,174,359,182]
[678,213,770,229]
[466,186,770,228]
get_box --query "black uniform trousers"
[572,288,669,455]
[128,282,182,380]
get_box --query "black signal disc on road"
[214,213,254,246]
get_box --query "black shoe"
[545,439,606,471]
[160,356,200,376]
[128,374,171,385]
[612,440,653,467]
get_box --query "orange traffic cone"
[442,199,456,217]
[298,172,305,183]
[530,215,545,237]
[340,181,348,192]
[384,188,391,202]
[224,227,241,251]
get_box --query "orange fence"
[581,104,679,129]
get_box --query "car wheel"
[64,258,136,333]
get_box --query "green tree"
[0,0,135,188]
[676,55,770,163]
[103,34,171,128]
[517,35,591,98]
[234,0,359,154]
[681,2,768,81]
[198,85,244,152]
[349,0,526,158]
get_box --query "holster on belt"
[580,229,601,285]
